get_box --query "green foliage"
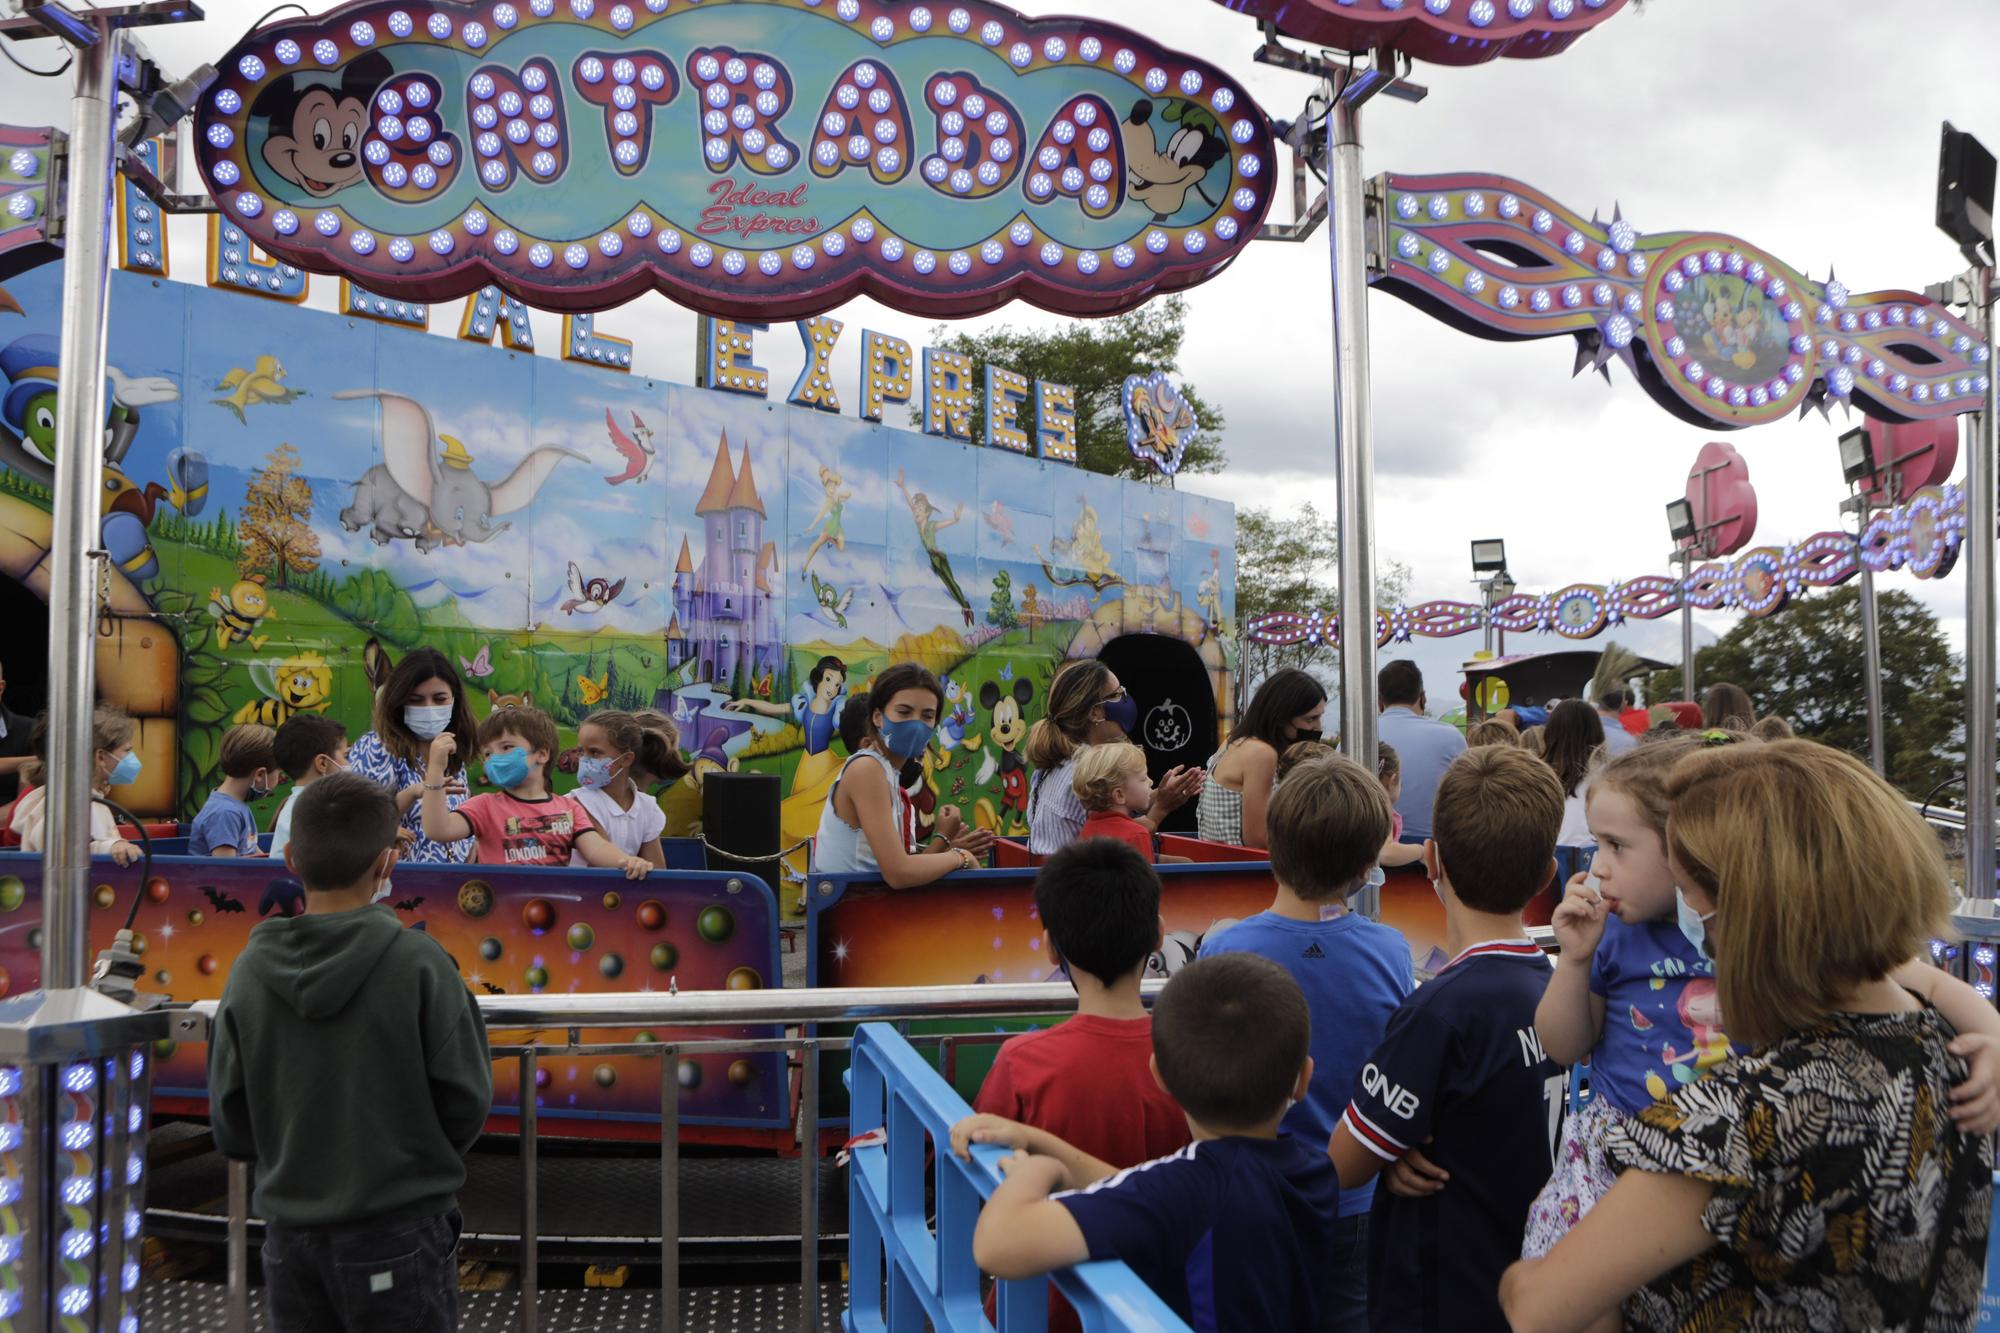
[1643,585,1962,798]
[919,296,1227,480]
[179,649,234,819]
[1235,502,1411,688]
[986,568,1018,629]
[158,507,243,559]
[332,568,423,646]
[0,467,51,504]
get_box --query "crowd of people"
[0,647,1991,1331]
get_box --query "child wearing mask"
[812,663,992,885]
[190,723,278,857]
[568,709,671,868]
[269,714,349,861]
[421,704,651,876]
[11,704,143,863]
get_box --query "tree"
[919,296,1226,480]
[986,568,1019,630]
[1020,583,1042,642]
[1644,585,1962,798]
[1235,502,1411,694]
[238,443,319,588]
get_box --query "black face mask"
[1292,727,1323,744]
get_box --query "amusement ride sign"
[192,0,1278,318]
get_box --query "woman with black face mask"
[1023,660,1204,856]
[1197,668,1327,849]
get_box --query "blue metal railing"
[844,1022,1192,1333]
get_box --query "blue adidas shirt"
[1343,941,1561,1333]
[1199,910,1413,1217]
[1056,1135,1341,1332]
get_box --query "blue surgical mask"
[1102,692,1139,734]
[106,752,141,787]
[577,755,621,789]
[484,746,532,789]
[1675,886,1716,957]
[879,717,935,761]
[404,704,453,740]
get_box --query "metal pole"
[1679,548,1695,703]
[226,1159,251,1333]
[1327,82,1377,775]
[519,1049,539,1333]
[797,1040,819,1333]
[43,19,120,991]
[660,1053,680,1333]
[1968,270,1998,902]
[1854,494,1887,776]
[1480,581,1493,657]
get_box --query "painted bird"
[603,409,655,486]
[212,355,303,424]
[559,560,626,615]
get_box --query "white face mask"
[404,704,453,739]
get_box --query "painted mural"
[0,255,1236,911]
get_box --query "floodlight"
[1665,499,1696,545]
[1470,538,1507,574]
[1938,122,1997,268]
[1838,426,1875,487]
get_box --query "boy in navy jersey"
[957,953,1341,1331]
[1328,746,1565,1333]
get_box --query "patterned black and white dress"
[1605,1006,1993,1332]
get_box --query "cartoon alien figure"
[0,333,208,582]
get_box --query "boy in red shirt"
[969,839,1190,1331]
[422,704,650,877]
[1071,742,1158,862]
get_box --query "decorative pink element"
[1862,419,1959,507]
[1210,0,1629,66]
[1684,441,1756,557]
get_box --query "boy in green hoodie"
[209,771,492,1332]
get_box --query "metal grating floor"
[139,1279,850,1331]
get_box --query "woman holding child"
[1500,741,1997,1331]
[347,648,477,864]
[1024,661,1202,855]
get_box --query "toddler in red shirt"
[968,838,1191,1332]
[1070,742,1159,862]
[421,704,651,877]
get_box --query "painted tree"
[238,443,319,589]
[986,568,1019,630]
[1020,583,1042,642]
[918,296,1226,480]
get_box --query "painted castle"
[667,431,780,693]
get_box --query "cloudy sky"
[5,0,1997,703]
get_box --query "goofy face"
[252,55,388,197]
[1119,98,1226,220]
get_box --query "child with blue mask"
[565,710,671,870]
[812,662,994,885]
[10,703,142,864]
[421,703,653,878]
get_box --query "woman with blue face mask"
[345,647,475,863]
[813,663,995,885]
[1024,660,1205,856]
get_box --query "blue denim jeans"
[1320,1212,1369,1333]
[262,1207,461,1333]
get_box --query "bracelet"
[421,781,446,791]
[954,848,978,871]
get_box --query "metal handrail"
[171,983,1152,1333]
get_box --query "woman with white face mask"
[346,647,475,864]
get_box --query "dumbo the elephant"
[336,389,585,553]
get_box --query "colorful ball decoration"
[727,1059,754,1087]
[153,1038,176,1060]
[479,937,503,962]
[599,952,624,979]
[130,932,147,957]
[0,876,23,912]
[602,891,622,910]
[197,954,219,976]
[676,1058,701,1090]
[93,884,116,910]
[649,942,678,970]
[155,969,171,985]
[696,904,734,943]
[522,898,555,933]
[187,910,204,926]
[524,963,550,989]
[566,923,595,952]
[635,900,665,931]
[533,1065,551,1089]
[458,879,495,918]
[725,966,761,991]
[593,1064,617,1088]
[145,877,170,903]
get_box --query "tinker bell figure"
[895,467,973,626]
[799,464,853,579]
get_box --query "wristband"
[421,780,446,791]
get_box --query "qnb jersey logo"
[1359,1063,1420,1121]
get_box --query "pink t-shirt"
[457,791,597,867]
